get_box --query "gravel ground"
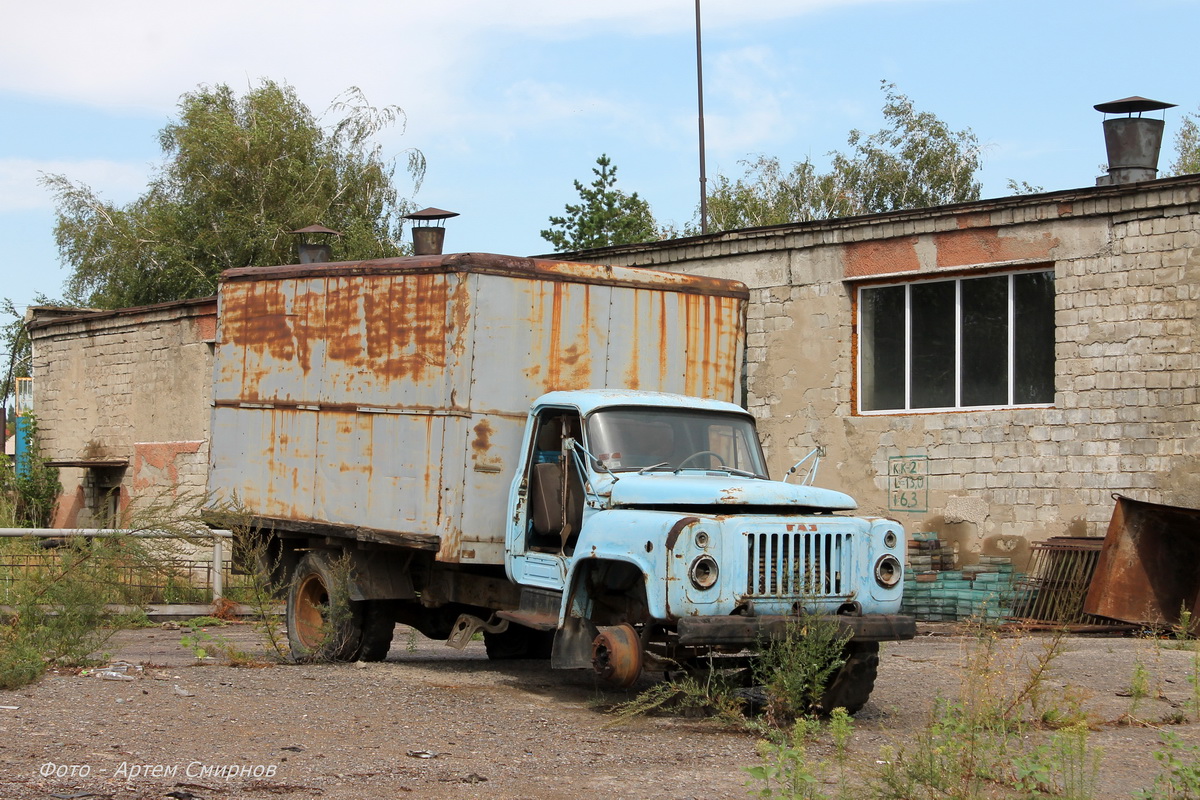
[2,622,1199,799]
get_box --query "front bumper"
[676,613,916,647]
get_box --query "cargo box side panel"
[318,271,465,410]
[216,276,328,403]
[308,267,470,540]
[209,406,319,524]
[468,275,614,413]
[608,288,744,403]
[262,407,320,520]
[455,275,614,563]
[456,413,526,563]
[312,410,458,544]
[210,275,328,518]
[209,405,261,509]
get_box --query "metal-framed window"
[857,269,1055,413]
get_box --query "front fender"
[564,509,697,622]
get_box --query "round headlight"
[875,554,902,588]
[689,554,719,590]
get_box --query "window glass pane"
[859,285,905,411]
[960,275,1009,406]
[586,408,768,476]
[1014,271,1056,403]
[909,281,956,408]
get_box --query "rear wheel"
[358,601,396,662]
[286,552,363,662]
[813,641,880,715]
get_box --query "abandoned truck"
[206,252,914,709]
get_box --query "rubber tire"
[813,641,880,716]
[484,625,554,660]
[286,552,364,662]
[358,601,396,662]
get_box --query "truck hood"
[603,473,858,511]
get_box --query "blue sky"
[1,0,1195,331]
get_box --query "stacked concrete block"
[901,532,1023,623]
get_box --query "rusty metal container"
[208,253,747,566]
[1083,495,1200,630]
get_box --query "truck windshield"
[585,407,768,477]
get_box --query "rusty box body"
[208,253,747,565]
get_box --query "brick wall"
[571,176,1200,569]
[28,299,216,527]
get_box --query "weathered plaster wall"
[28,300,216,527]
[578,177,1200,568]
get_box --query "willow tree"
[43,80,425,309]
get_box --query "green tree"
[43,80,425,309]
[704,82,983,233]
[1169,105,1200,176]
[541,154,658,251]
[706,155,856,231]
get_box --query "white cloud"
[2,0,911,123]
[0,159,150,212]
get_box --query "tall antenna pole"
[695,0,708,235]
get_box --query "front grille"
[745,531,851,598]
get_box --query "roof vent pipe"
[289,224,341,264]
[1095,96,1176,186]
[404,207,459,255]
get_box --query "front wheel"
[286,552,363,662]
[813,641,880,716]
[592,624,643,688]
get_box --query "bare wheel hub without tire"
[591,624,643,688]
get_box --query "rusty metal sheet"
[208,255,746,566]
[219,253,750,301]
[1083,495,1200,629]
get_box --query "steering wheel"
[678,450,727,469]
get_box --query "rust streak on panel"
[544,282,565,391]
[324,277,362,371]
[657,290,670,390]
[623,290,640,390]
[569,285,593,387]
[683,293,700,397]
[448,273,472,367]
[702,295,714,396]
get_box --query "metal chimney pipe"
[404,207,460,256]
[289,224,341,264]
[1095,97,1176,186]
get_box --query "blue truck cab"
[497,389,914,707]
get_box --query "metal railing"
[0,528,234,603]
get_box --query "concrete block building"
[563,174,1200,569]
[26,298,216,527]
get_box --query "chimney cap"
[404,207,460,223]
[289,224,342,236]
[1094,96,1176,115]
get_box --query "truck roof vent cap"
[1095,96,1176,186]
